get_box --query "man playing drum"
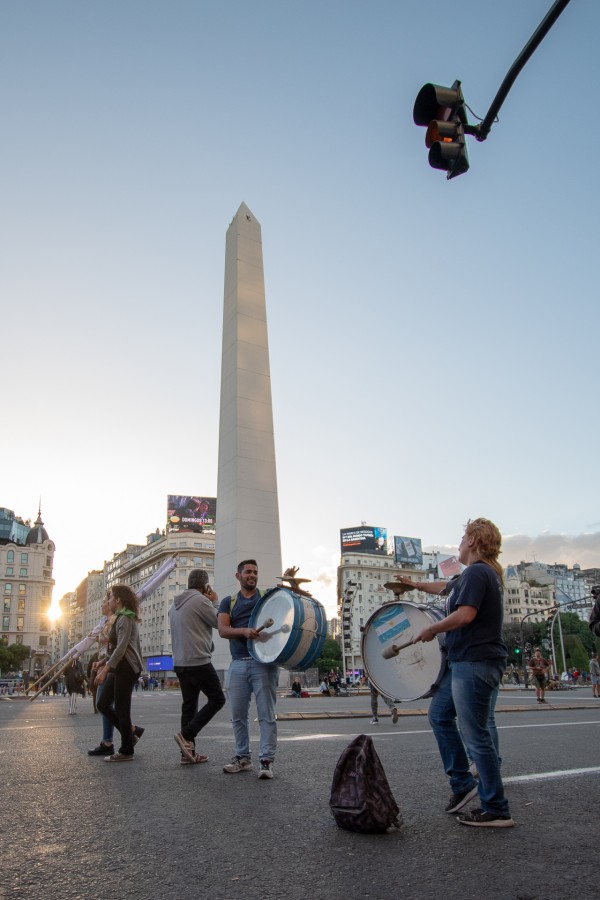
[218,559,278,780]
[412,518,513,828]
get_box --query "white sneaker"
[223,755,253,774]
[370,717,379,724]
[391,707,399,724]
[258,760,274,779]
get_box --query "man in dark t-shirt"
[528,648,551,704]
[413,518,512,828]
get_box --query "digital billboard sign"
[340,526,387,555]
[394,536,423,566]
[167,495,217,532]
[146,655,173,672]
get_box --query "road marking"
[504,767,600,783]
[279,719,600,742]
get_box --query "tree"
[0,643,31,676]
[314,637,342,675]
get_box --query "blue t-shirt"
[218,590,261,659]
[444,562,507,663]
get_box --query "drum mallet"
[255,618,274,633]
[382,639,414,660]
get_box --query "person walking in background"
[218,559,278,780]
[170,569,226,766]
[590,653,600,699]
[65,658,85,714]
[95,585,143,762]
[528,647,551,704]
[412,518,513,828]
[369,680,398,725]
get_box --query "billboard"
[394,536,423,566]
[439,556,462,578]
[146,655,173,672]
[167,495,217,532]
[340,526,387,555]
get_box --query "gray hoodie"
[169,589,218,667]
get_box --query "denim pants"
[175,663,226,742]
[97,660,139,756]
[429,659,509,816]
[96,674,115,744]
[227,659,278,761]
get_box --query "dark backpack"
[329,734,402,833]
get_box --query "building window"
[4,583,12,594]
[6,567,13,576]
[21,553,28,564]
[7,551,14,563]
[18,599,25,612]
[39,636,48,647]
[2,616,9,629]
[3,598,10,611]
[16,617,24,631]
[15,634,22,644]
[19,585,26,595]
[20,568,28,577]
[46,557,52,567]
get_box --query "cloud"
[501,532,600,569]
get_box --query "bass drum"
[248,587,327,671]
[362,601,446,701]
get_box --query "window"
[18,599,25,612]
[7,551,14,563]
[20,568,28,577]
[16,617,24,631]
[6,567,13,576]
[3,598,10,611]
[46,556,52,566]
[39,636,48,647]
[19,585,26,595]
[4,583,12,594]
[21,553,28,564]
[2,615,9,629]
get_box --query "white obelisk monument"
[212,203,282,672]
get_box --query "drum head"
[248,588,296,665]
[362,602,444,702]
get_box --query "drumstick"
[255,618,274,633]
[382,639,414,660]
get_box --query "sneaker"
[88,743,114,756]
[457,808,514,828]
[223,755,253,774]
[104,753,134,762]
[174,731,196,762]
[181,752,209,766]
[370,717,379,724]
[133,726,145,745]
[258,760,274,779]
[391,707,399,725]
[445,784,479,813]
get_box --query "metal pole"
[474,0,572,141]
[556,605,567,678]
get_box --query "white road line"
[279,719,600,742]
[504,767,600,783]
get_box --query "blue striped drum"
[361,601,446,701]
[248,587,328,670]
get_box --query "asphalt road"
[1,689,599,900]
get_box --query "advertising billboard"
[439,556,462,578]
[394,536,423,566]
[167,495,217,532]
[146,655,173,672]
[340,526,387,555]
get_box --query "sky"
[2,0,598,620]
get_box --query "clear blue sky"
[2,1,598,617]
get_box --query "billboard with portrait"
[394,536,423,566]
[439,556,462,578]
[167,495,217,532]
[340,526,388,555]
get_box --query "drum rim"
[248,587,328,669]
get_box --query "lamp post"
[341,581,357,687]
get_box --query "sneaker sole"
[458,816,515,828]
[174,733,196,762]
[258,772,273,779]
[446,784,479,813]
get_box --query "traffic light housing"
[413,80,470,180]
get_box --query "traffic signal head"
[514,646,521,654]
[413,81,469,180]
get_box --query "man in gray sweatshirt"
[170,569,226,764]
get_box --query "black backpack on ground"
[329,733,402,833]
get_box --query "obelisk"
[212,203,282,672]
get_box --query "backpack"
[329,734,402,833]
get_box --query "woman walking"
[96,585,143,762]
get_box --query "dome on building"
[26,510,50,545]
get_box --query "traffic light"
[514,646,521,655]
[413,80,469,179]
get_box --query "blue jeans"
[227,659,278,761]
[451,660,508,815]
[96,675,115,744]
[429,659,509,816]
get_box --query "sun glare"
[47,602,62,624]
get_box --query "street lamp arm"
[474,0,572,141]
